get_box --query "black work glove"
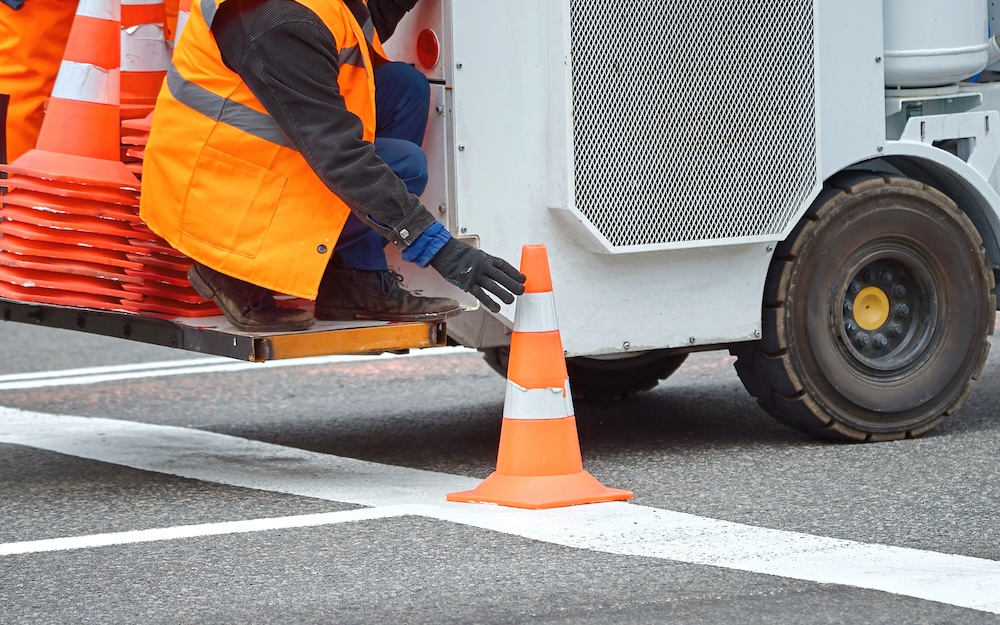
[1,0,25,10]
[429,238,526,312]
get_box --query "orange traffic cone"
[448,244,634,509]
[120,0,170,119]
[173,0,192,46]
[0,0,138,190]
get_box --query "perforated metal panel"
[570,1,818,248]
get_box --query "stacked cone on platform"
[120,0,187,174]
[113,0,216,317]
[1,0,138,189]
[121,113,151,176]
[0,0,215,317]
[448,245,634,509]
[173,0,192,47]
[118,0,168,173]
[119,0,166,172]
[119,0,170,119]
[0,0,140,311]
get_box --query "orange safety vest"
[140,0,387,299]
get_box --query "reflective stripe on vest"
[200,0,217,26]
[183,0,369,138]
[166,64,292,147]
[361,17,374,45]
[340,45,364,68]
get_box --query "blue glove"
[1,0,25,9]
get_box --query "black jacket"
[212,0,437,250]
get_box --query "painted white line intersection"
[1,407,999,615]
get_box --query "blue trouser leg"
[330,138,428,270]
[332,62,430,270]
[373,61,430,144]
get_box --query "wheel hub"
[853,286,889,331]
[840,258,929,371]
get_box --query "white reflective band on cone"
[122,24,171,71]
[502,380,574,420]
[513,291,559,333]
[175,11,190,44]
[78,0,122,21]
[51,62,121,104]
[123,0,163,5]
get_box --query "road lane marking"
[2,407,999,615]
[0,346,474,391]
[0,508,412,556]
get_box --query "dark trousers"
[331,62,430,271]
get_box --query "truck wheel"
[731,172,995,441]
[481,347,688,401]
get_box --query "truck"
[3,0,999,443]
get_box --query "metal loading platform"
[0,296,448,361]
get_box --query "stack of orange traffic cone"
[119,0,170,119]
[115,0,218,317]
[117,235,219,317]
[0,0,144,311]
[118,0,170,178]
[119,0,189,176]
[3,1,138,189]
[448,244,634,509]
[120,114,152,177]
[173,0,192,47]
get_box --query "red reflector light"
[416,29,440,70]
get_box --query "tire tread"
[731,172,995,441]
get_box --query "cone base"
[447,470,633,510]
[0,150,140,190]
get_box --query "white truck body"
[384,0,1000,357]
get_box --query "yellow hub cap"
[854,286,890,331]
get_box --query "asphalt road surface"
[1,320,999,625]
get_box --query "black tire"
[731,172,995,441]
[481,347,688,401]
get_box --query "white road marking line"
[2,408,999,615]
[0,346,474,391]
[0,507,412,556]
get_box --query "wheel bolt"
[895,303,910,318]
[844,300,853,313]
[891,284,906,297]
[849,280,862,294]
[863,270,877,283]
[888,323,903,337]
[845,320,858,333]
[854,332,871,348]
[872,333,888,349]
[879,271,894,285]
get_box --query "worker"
[0,0,76,164]
[140,0,526,332]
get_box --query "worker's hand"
[429,238,526,312]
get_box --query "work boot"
[315,267,462,321]
[187,263,315,332]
